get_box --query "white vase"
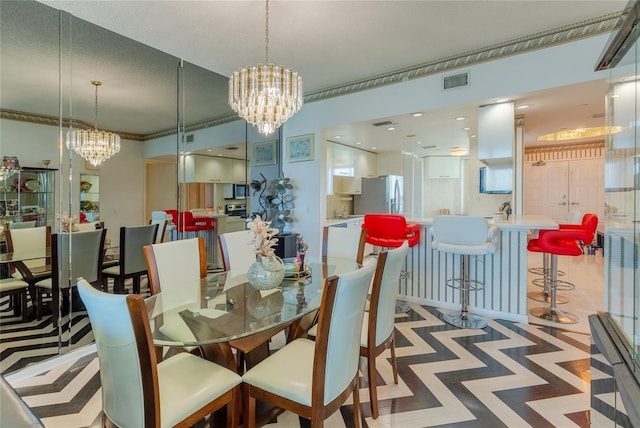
[247,255,285,290]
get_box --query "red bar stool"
[528,213,598,304]
[528,220,596,324]
[361,214,421,312]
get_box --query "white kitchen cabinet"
[232,159,247,183]
[350,150,377,194]
[186,155,234,183]
[328,143,377,194]
[425,156,460,179]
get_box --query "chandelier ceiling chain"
[66,80,121,166]
[228,0,303,136]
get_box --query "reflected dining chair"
[0,278,30,322]
[103,224,158,294]
[242,262,376,428]
[77,279,242,428]
[150,211,170,244]
[34,229,106,327]
[4,226,52,306]
[8,220,36,229]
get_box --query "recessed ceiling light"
[206,149,213,152]
[371,147,377,150]
[355,141,362,145]
[516,104,531,110]
[455,116,466,121]
[416,141,423,144]
[387,127,395,131]
[334,135,342,139]
[495,97,510,103]
[217,154,223,156]
[450,147,468,156]
[411,112,423,117]
[463,127,471,131]
[470,134,477,138]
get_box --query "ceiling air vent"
[371,120,393,127]
[183,134,195,143]
[443,72,469,91]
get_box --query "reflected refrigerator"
[354,175,403,214]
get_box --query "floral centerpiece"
[247,215,279,257]
[246,216,285,290]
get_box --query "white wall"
[1,119,146,246]
[274,34,612,256]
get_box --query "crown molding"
[2,12,624,140]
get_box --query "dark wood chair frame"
[360,250,399,419]
[125,293,240,428]
[243,276,362,428]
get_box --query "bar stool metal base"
[443,311,487,329]
[529,307,578,324]
[527,291,569,304]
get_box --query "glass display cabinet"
[593,1,640,426]
[0,167,56,228]
[80,174,99,222]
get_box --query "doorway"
[524,157,604,222]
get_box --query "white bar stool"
[430,216,499,329]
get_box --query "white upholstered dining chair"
[77,279,242,428]
[34,229,106,327]
[360,240,408,418]
[242,262,376,428]
[218,229,253,273]
[322,225,367,265]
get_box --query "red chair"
[164,210,211,233]
[528,213,598,303]
[528,215,597,324]
[361,214,421,313]
[362,214,420,248]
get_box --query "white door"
[569,158,605,219]
[524,161,569,221]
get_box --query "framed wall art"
[253,140,277,166]
[286,134,315,163]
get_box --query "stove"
[225,204,247,218]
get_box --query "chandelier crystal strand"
[228,0,302,136]
[66,81,121,166]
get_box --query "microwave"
[224,184,247,200]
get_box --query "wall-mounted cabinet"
[184,154,244,183]
[0,167,56,227]
[329,144,377,194]
[426,156,461,179]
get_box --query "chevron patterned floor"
[1,255,605,428]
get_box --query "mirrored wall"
[0,0,282,373]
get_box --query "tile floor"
[0,252,605,427]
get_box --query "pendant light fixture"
[67,80,121,166]
[228,0,303,136]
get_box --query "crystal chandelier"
[67,80,121,166]
[228,0,303,136]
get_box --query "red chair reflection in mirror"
[361,214,421,312]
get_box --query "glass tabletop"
[0,248,50,264]
[145,257,360,347]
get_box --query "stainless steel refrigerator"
[354,175,403,214]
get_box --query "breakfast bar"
[397,215,559,322]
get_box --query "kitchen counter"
[324,216,364,227]
[350,214,559,323]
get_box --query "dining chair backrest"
[431,215,491,246]
[52,229,106,288]
[149,219,168,244]
[144,237,206,295]
[8,221,36,229]
[218,229,253,273]
[322,226,367,265]
[316,262,375,404]
[77,279,152,427]
[4,226,51,270]
[369,241,408,347]
[119,224,158,275]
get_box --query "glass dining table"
[144,257,361,348]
